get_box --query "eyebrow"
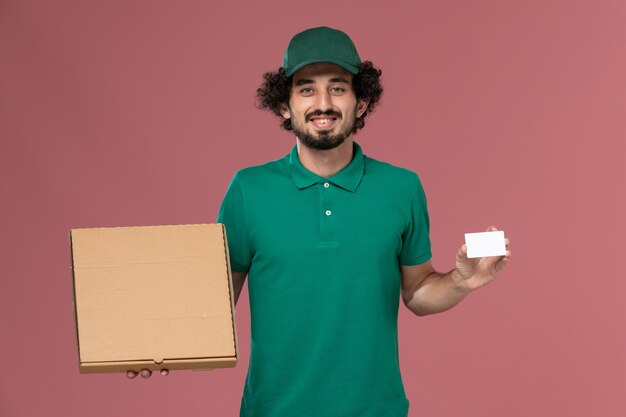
[294,77,350,86]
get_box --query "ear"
[279,103,291,120]
[356,99,369,118]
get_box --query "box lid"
[70,224,236,368]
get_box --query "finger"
[140,369,152,379]
[495,252,511,272]
[160,369,169,377]
[495,257,507,273]
[126,370,138,379]
[457,244,468,259]
[505,237,511,246]
[486,225,498,232]
[497,251,512,262]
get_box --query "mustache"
[305,110,342,122]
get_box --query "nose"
[315,90,333,112]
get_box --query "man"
[217,26,510,416]
[131,26,511,417]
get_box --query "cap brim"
[285,59,359,77]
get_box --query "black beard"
[293,128,348,150]
[292,110,356,151]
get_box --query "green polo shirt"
[217,142,431,417]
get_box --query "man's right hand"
[126,369,169,379]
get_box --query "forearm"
[404,269,470,316]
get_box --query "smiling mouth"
[311,117,337,130]
[311,117,335,124]
[308,115,339,130]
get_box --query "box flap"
[71,224,236,366]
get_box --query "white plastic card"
[464,231,506,258]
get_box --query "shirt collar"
[289,142,365,192]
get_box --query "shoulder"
[363,154,425,190]
[231,154,290,185]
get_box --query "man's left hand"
[451,226,511,292]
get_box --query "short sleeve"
[217,173,252,272]
[399,175,432,266]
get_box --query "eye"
[300,87,314,96]
[330,86,345,94]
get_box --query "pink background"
[1,1,625,416]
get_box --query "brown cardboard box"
[70,224,238,373]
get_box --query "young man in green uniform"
[217,27,511,417]
[130,26,511,416]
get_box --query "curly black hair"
[256,61,383,133]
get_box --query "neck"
[296,138,354,178]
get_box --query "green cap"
[282,26,361,77]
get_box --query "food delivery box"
[70,224,238,373]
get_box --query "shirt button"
[323,182,330,188]
[325,210,332,216]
